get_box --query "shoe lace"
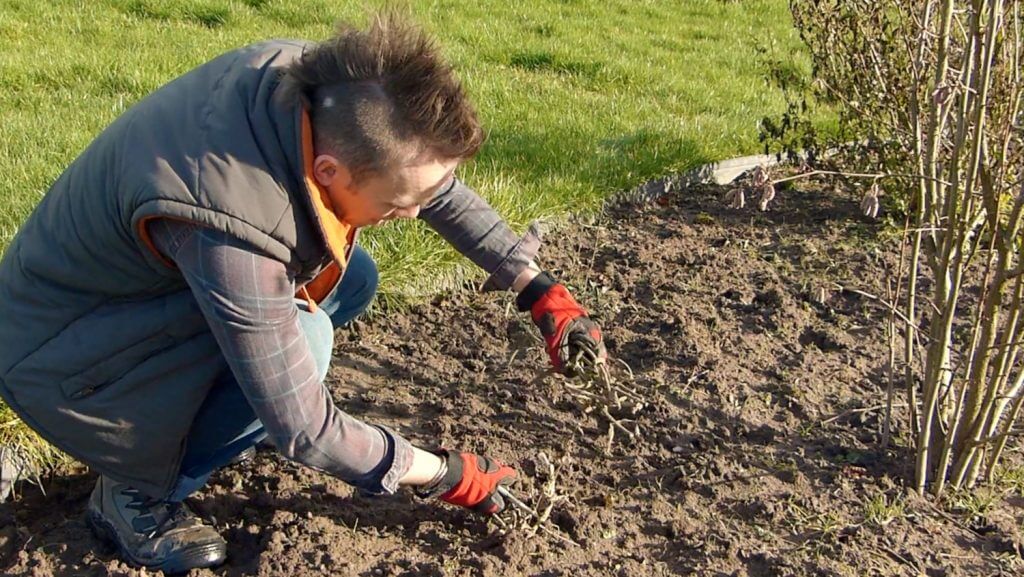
[121,488,187,539]
[148,502,190,539]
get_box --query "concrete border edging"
[0,445,32,502]
[612,152,791,206]
[610,140,866,207]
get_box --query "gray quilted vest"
[0,40,340,497]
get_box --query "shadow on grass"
[478,126,711,209]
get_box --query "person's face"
[312,152,459,228]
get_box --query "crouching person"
[0,13,605,574]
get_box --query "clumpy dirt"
[3,175,1023,576]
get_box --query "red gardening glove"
[517,272,607,375]
[415,450,517,515]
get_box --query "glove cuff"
[413,449,462,500]
[515,270,558,312]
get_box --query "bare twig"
[822,403,909,425]
[833,283,930,337]
[559,359,645,450]
[771,169,953,187]
[493,453,579,547]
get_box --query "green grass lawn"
[0,0,812,463]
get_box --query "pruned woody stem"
[491,355,645,543]
[493,453,578,547]
[565,358,644,452]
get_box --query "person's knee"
[347,246,379,313]
[325,247,378,327]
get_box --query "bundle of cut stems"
[564,359,644,451]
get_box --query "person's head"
[278,13,484,227]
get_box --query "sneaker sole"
[86,509,227,575]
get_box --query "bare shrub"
[786,0,1023,495]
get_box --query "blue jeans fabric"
[167,246,378,501]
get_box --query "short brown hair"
[279,13,484,180]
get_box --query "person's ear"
[312,154,353,190]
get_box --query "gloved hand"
[415,450,517,515]
[516,271,607,375]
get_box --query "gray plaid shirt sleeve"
[149,219,413,495]
[419,177,542,290]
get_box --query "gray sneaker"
[86,476,227,574]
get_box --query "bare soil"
[2,177,1023,576]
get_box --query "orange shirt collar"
[300,109,354,266]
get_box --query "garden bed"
[2,176,1021,576]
